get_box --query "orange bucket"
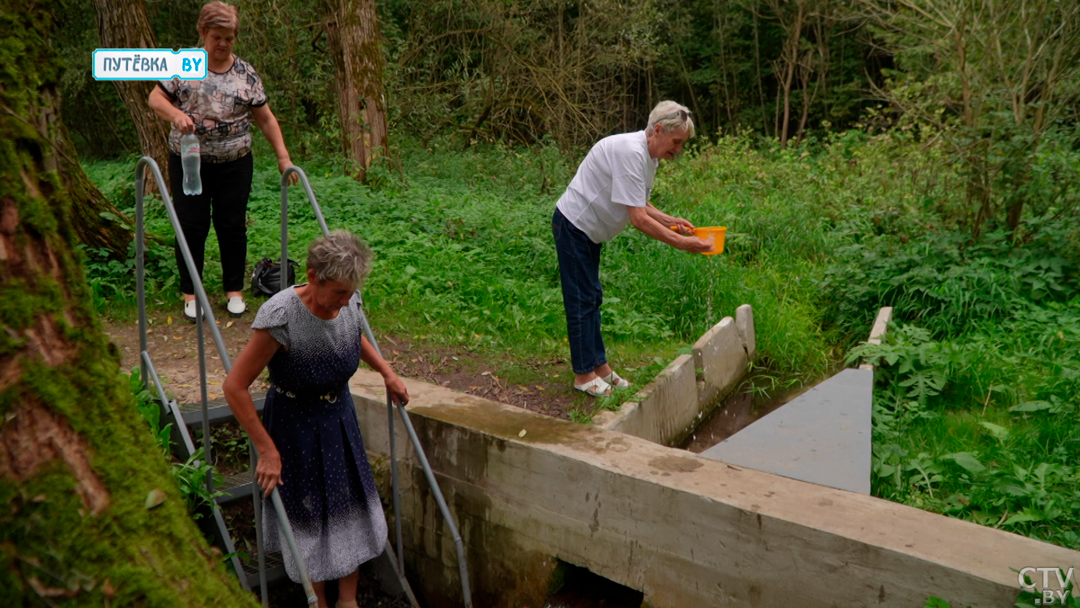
[672,225,726,255]
[694,226,726,255]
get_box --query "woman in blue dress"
[224,230,408,608]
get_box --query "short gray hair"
[306,230,372,288]
[647,101,695,138]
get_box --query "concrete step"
[700,367,873,493]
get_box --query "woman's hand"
[172,111,195,134]
[384,372,410,407]
[255,448,283,497]
[278,156,299,185]
[681,235,715,254]
[670,216,696,235]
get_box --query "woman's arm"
[223,328,282,496]
[147,86,194,133]
[359,335,410,406]
[251,104,298,184]
[646,203,695,234]
[630,206,712,253]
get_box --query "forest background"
[5,0,1079,601]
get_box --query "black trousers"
[169,152,253,295]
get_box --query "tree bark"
[23,76,133,257]
[58,118,135,256]
[92,0,172,193]
[323,0,390,182]
[0,5,257,605]
[778,1,805,147]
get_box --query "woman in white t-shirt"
[553,101,713,397]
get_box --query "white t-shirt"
[556,131,658,244]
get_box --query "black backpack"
[251,257,300,297]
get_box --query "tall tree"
[323,0,390,182]
[763,0,808,148]
[861,0,1080,237]
[6,4,135,257]
[0,4,256,606]
[55,119,134,256]
[92,0,172,192]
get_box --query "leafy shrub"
[128,368,223,518]
[820,223,1080,340]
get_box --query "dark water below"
[682,379,811,454]
[543,563,643,608]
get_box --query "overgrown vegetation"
[130,368,223,518]
[840,234,1080,551]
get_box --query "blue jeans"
[553,208,607,375]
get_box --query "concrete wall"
[593,354,698,446]
[593,307,755,446]
[693,316,750,409]
[860,307,894,370]
[348,371,1080,608]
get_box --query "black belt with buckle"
[272,385,344,403]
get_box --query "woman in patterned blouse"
[149,1,297,322]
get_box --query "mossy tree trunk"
[323,0,390,183]
[93,0,172,194]
[6,8,134,258]
[56,119,136,256]
[0,5,256,607]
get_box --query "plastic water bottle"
[180,132,202,195]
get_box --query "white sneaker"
[183,299,197,322]
[227,296,246,317]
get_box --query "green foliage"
[170,449,224,520]
[861,0,1080,234]
[852,301,1080,549]
[57,0,881,154]
[128,369,224,519]
[821,224,1080,339]
[130,368,171,456]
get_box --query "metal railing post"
[135,157,317,607]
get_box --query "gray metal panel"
[216,470,254,505]
[700,368,873,493]
[179,394,265,426]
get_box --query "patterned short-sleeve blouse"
[157,55,267,163]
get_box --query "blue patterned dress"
[252,286,387,583]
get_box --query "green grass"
[86,134,844,392]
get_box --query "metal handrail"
[135,157,317,608]
[280,165,474,607]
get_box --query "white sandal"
[183,298,197,322]
[226,296,246,317]
[573,377,612,397]
[602,371,631,389]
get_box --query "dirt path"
[104,307,579,418]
